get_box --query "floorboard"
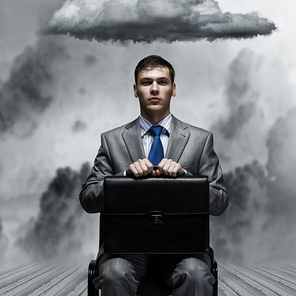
[1,257,295,295]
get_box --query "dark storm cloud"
[17,163,92,258]
[212,48,260,139]
[42,0,276,43]
[0,37,68,138]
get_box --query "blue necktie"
[148,126,164,165]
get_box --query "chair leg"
[88,260,99,296]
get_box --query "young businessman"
[79,55,229,295]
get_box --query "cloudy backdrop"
[1,0,296,264]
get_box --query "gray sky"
[1,0,296,262]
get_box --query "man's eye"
[159,81,166,85]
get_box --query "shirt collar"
[139,113,172,137]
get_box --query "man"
[79,55,229,295]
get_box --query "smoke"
[210,47,288,172]
[0,37,68,138]
[266,107,296,219]
[212,48,260,140]
[72,120,88,133]
[0,217,9,255]
[210,48,296,262]
[211,161,269,262]
[42,0,276,43]
[84,54,98,67]
[212,107,296,263]
[16,162,97,258]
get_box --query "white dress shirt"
[139,113,172,158]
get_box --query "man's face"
[134,67,176,123]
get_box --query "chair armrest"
[88,260,99,296]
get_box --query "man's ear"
[172,83,176,97]
[133,84,138,98]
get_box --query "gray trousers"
[93,253,215,296]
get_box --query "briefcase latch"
[150,211,162,225]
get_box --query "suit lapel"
[121,116,190,163]
[166,116,190,162]
[121,117,145,162]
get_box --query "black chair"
[87,176,218,296]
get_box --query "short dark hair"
[134,55,175,84]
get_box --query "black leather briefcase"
[103,175,209,254]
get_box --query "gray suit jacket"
[79,115,229,216]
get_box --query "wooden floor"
[0,257,296,296]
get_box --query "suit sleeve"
[198,132,229,216]
[79,133,124,213]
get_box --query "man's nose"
[150,82,159,94]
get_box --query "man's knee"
[185,258,214,281]
[99,258,133,283]
[172,258,215,287]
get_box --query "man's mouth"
[149,97,160,102]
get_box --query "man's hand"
[156,158,185,177]
[156,158,184,177]
[126,158,184,178]
[126,159,155,177]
